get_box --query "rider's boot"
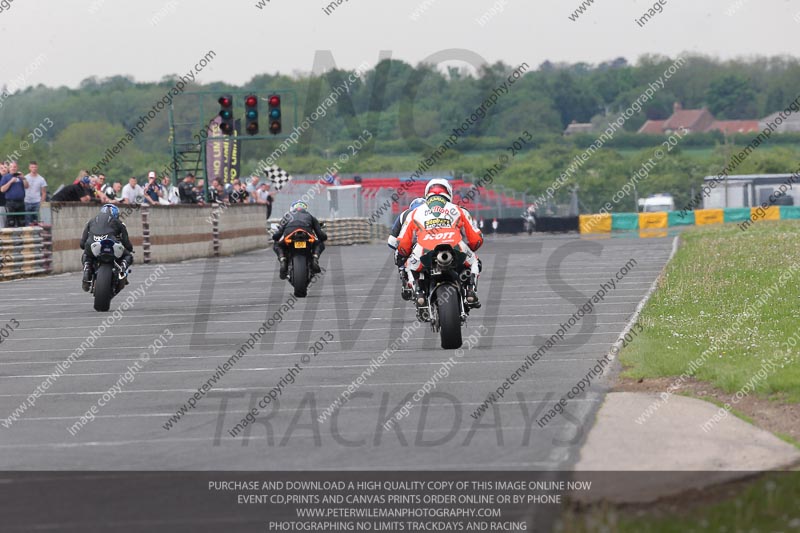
[119,259,131,286]
[399,268,413,301]
[413,273,428,313]
[279,257,288,279]
[82,262,93,292]
[465,274,481,309]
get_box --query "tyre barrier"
[267,217,373,246]
[369,222,391,243]
[0,225,53,280]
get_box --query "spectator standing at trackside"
[246,175,260,203]
[229,179,249,204]
[102,181,122,204]
[0,162,7,229]
[159,176,179,205]
[208,179,227,204]
[178,173,198,204]
[92,175,115,204]
[94,174,117,204]
[492,218,498,235]
[23,161,47,225]
[121,177,144,205]
[0,162,28,228]
[93,174,107,195]
[142,171,163,206]
[256,183,275,219]
[194,179,206,205]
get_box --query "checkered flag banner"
[265,165,293,190]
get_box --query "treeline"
[2,54,800,206]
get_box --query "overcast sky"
[2,0,799,89]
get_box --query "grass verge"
[620,220,800,402]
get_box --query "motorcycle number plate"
[294,242,307,249]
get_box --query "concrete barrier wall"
[218,204,268,257]
[51,204,144,274]
[47,204,378,274]
[146,205,215,264]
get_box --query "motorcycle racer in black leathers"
[272,201,327,279]
[79,204,134,292]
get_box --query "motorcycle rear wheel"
[291,255,309,298]
[93,263,113,312]
[436,284,462,349]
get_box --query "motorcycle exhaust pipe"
[436,250,453,267]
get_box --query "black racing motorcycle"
[89,236,129,312]
[282,228,317,298]
[416,244,472,349]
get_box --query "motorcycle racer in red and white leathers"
[396,179,484,308]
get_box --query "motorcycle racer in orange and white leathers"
[396,179,484,308]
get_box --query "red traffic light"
[218,94,235,135]
[268,95,280,107]
[245,95,258,107]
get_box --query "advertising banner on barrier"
[206,117,241,185]
[694,209,724,225]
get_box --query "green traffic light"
[247,110,257,119]
[270,109,281,119]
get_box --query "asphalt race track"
[0,234,674,471]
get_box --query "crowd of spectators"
[0,162,278,229]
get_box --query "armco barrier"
[580,207,800,235]
[0,225,52,280]
[47,204,379,274]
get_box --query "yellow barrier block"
[751,206,780,222]
[638,212,668,238]
[579,214,611,234]
[639,228,668,239]
[638,212,668,229]
[694,209,724,225]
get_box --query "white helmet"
[424,179,453,202]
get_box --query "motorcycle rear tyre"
[94,263,113,312]
[437,284,462,349]
[291,255,309,298]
